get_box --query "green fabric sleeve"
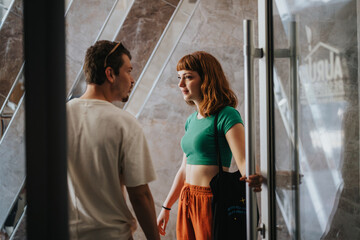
[218,106,244,135]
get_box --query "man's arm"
[127,184,160,240]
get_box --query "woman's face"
[177,70,202,104]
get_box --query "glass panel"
[272,0,359,239]
[0,0,13,28]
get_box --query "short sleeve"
[121,121,156,187]
[185,112,196,131]
[218,106,244,134]
[185,117,190,131]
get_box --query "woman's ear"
[105,67,115,84]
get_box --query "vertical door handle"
[289,20,301,240]
[243,19,263,240]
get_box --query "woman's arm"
[226,123,263,192]
[157,153,187,236]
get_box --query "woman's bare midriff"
[185,164,230,187]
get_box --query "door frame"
[258,1,276,239]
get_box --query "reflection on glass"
[273,0,358,239]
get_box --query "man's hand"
[127,184,160,240]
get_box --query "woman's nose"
[178,78,185,87]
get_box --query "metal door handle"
[243,19,263,240]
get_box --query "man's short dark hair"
[83,40,131,85]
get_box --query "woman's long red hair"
[176,51,237,117]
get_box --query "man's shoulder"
[112,108,138,124]
[67,98,140,125]
[104,105,142,129]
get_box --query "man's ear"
[105,67,114,84]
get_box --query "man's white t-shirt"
[67,98,156,240]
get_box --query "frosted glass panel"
[272,0,359,239]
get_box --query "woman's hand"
[240,174,263,192]
[157,208,170,236]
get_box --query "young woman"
[157,51,263,240]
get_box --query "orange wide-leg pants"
[176,183,213,240]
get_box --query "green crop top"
[180,106,244,168]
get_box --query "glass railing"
[68,0,135,100]
[124,0,199,118]
[0,64,24,141]
[0,0,26,234]
[0,180,26,239]
[0,0,14,29]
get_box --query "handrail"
[65,0,74,16]
[289,20,300,240]
[0,64,24,118]
[126,0,200,118]
[9,205,26,240]
[123,0,185,110]
[0,175,26,235]
[243,19,263,240]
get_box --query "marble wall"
[0,0,23,108]
[115,0,180,82]
[124,0,197,117]
[70,0,180,104]
[65,0,118,94]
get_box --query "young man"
[67,40,160,240]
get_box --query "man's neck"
[80,84,112,102]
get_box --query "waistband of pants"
[183,182,212,195]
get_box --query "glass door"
[258,0,359,239]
